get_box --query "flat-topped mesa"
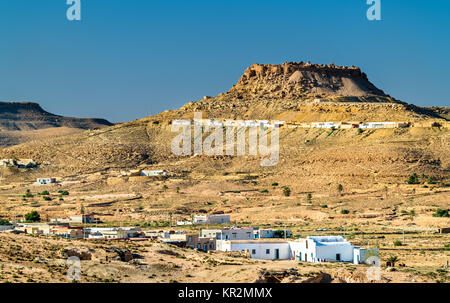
[0,101,113,132]
[229,61,389,101]
[0,101,45,114]
[238,62,363,83]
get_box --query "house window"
[266,249,270,254]
[188,237,192,242]
[252,249,256,255]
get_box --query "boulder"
[104,246,133,262]
[62,247,94,261]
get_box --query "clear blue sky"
[1,0,449,122]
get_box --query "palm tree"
[387,256,399,267]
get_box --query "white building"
[141,170,168,177]
[85,227,141,239]
[289,236,355,263]
[312,122,339,129]
[34,178,56,185]
[176,220,193,226]
[201,227,253,241]
[217,240,290,260]
[193,214,231,225]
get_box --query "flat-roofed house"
[202,227,253,242]
[35,178,56,185]
[50,226,84,239]
[193,214,230,225]
[289,236,354,263]
[217,239,290,260]
[16,222,69,235]
[85,227,142,239]
[141,170,168,177]
[186,234,216,252]
[69,214,98,224]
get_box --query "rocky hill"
[0,102,113,146]
[179,62,447,122]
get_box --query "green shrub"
[321,205,328,208]
[272,182,279,186]
[0,219,11,226]
[260,189,269,193]
[407,173,420,185]
[24,189,34,198]
[282,186,291,197]
[393,240,403,247]
[428,176,437,184]
[433,209,449,218]
[39,190,50,196]
[24,211,41,223]
[43,196,52,201]
[341,209,350,215]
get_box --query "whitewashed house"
[85,227,141,239]
[312,122,338,129]
[289,236,355,262]
[218,240,290,260]
[201,227,253,241]
[141,170,168,177]
[34,178,57,185]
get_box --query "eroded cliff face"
[231,62,390,101]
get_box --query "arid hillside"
[0,62,448,183]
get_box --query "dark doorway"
[336,254,341,261]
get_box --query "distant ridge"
[0,101,113,131]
